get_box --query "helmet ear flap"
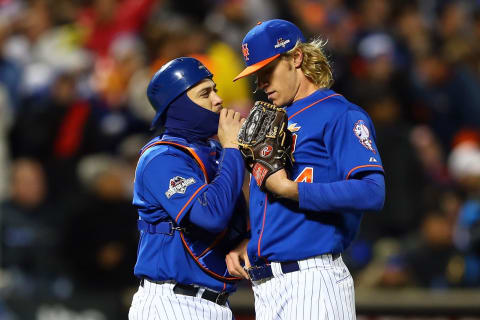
[149,110,168,131]
[147,57,213,129]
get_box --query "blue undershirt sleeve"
[298,172,385,212]
[188,148,246,233]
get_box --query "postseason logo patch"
[242,43,250,61]
[353,120,376,154]
[165,176,196,199]
[274,38,290,48]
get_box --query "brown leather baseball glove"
[237,101,293,190]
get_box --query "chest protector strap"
[140,139,241,283]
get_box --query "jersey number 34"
[291,133,314,183]
[294,167,313,183]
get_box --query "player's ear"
[292,49,303,68]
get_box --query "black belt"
[140,279,229,306]
[247,253,341,281]
[173,283,229,306]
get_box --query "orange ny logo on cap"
[242,43,250,61]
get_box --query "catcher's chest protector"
[141,137,241,282]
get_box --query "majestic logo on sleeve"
[288,123,301,162]
[353,120,376,154]
[165,176,196,199]
[242,43,250,61]
[287,123,301,132]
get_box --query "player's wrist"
[280,180,299,201]
[265,172,298,200]
[222,143,239,149]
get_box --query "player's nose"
[212,91,223,106]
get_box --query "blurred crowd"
[1,0,480,315]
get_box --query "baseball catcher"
[237,101,293,190]
[129,57,248,320]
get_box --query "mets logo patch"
[242,43,249,61]
[353,120,376,154]
[165,176,196,199]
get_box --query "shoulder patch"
[353,120,376,154]
[165,176,196,199]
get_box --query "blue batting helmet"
[147,57,213,129]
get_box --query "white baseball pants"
[129,280,233,320]
[252,254,356,320]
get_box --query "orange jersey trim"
[288,94,342,120]
[346,165,384,180]
[175,184,206,222]
[198,229,227,258]
[257,194,269,257]
[180,232,240,282]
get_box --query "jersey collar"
[284,89,335,117]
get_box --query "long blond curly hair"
[282,39,333,89]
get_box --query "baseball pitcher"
[228,19,386,320]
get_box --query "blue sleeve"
[141,151,207,224]
[188,148,246,233]
[326,109,384,179]
[298,172,385,212]
[142,148,245,233]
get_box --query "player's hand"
[265,169,299,201]
[218,108,245,149]
[226,239,250,279]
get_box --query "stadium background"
[1,0,480,319]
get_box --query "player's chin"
[267,95,280,106]
[269,98,281,106]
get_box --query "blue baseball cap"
[147,57,213,129]
[233,19,305,81]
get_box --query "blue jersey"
[133,134,246,292]
[248,89,384,266]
